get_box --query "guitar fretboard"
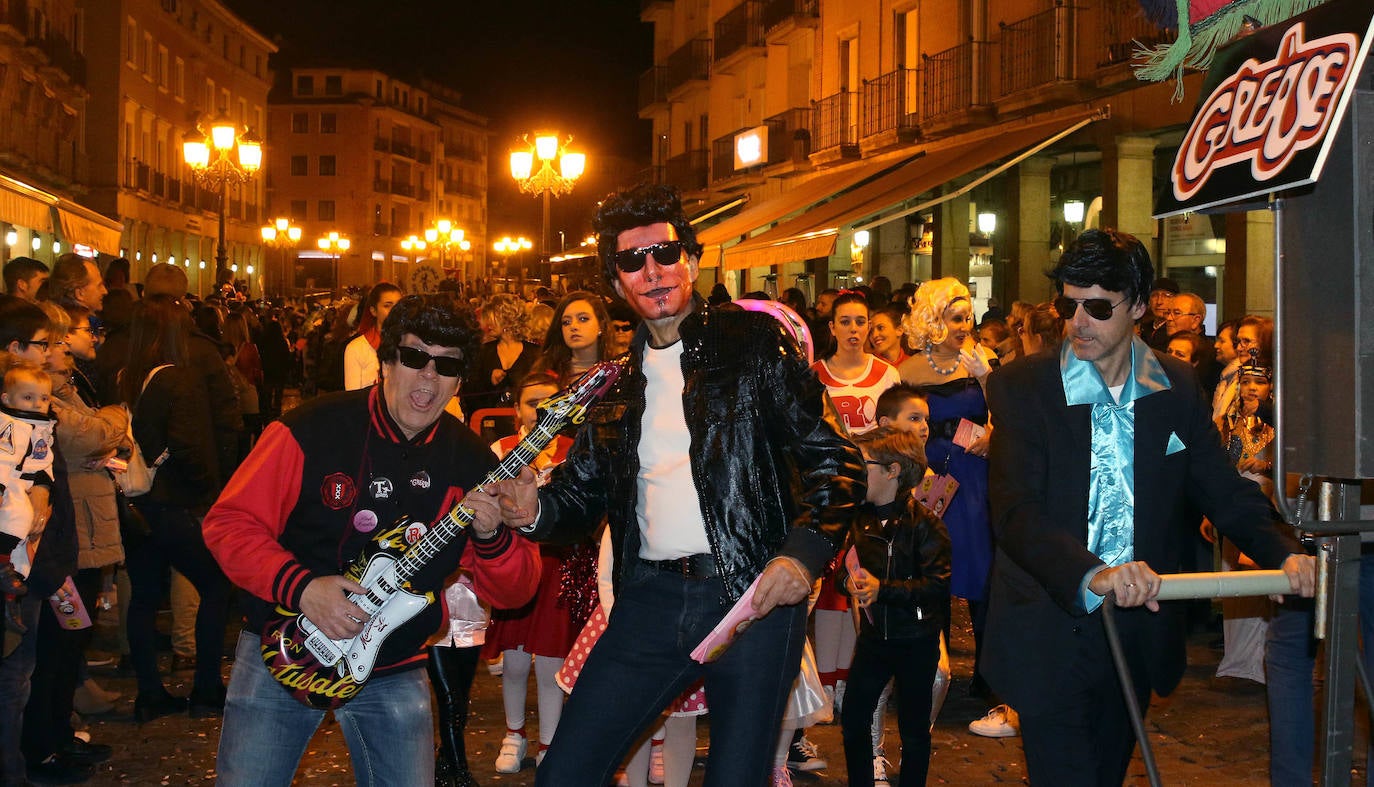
[392,423,558,583]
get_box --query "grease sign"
[1155,0,1374,218]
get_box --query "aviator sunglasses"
[396,346,463,377]
[1053,295,1128,321]
[612,240,685,274]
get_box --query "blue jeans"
[1266,553,1374,786]
[216,631,434,787]
[0,594,43,786]
[536,560,807,787]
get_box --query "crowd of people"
[0,183,1320,787]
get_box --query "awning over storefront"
[718,108,1108,271]
[53,203,123,255]
[697,148,922,268]
[0,175,57,233]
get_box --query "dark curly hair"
[1047,228,1154,307]
[592,183,703,283]
[376,295,479,381]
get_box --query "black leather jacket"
[838,498,952,641]
[529,302,865,604]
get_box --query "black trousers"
[1017,620,1152,787]
[841,634,940,787]
[427,645,480,772]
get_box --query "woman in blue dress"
[896,277,998,702]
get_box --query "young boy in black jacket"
[839,426,952,787]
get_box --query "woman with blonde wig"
[896,277,1002,711]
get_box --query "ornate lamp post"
[316,231,351,297]
[493,235,532,292]
[509,132,586,257]
[260,217,302,298]
[423,218,472,277]
[183,116,263,285]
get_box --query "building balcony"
[639,66,669,114]
[374,178,390,193]
[418,187,432,202]
[1093,0,1177,82]
[198,189,216,212]
[390,181,414,198]
[135,162,150,191]
[167,177,181,202]
[417,148,433,164]
[374,222,390,236]
[448,181,482,199]
[151,170,165,198]
[663,149,708,193]
[999,4,1077,98]
[765,107,812,166]
[714,1,764,73]
[374,137,390,153]
[920,40,993,132]
[447,145,483,162]
[861,68,922,141]
[228,199,242,220]
[390,139,416,159]
[810,91,859,161]
[664,37,711,98]
[761,0,818,42]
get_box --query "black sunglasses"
[612,240,684,274]
[396,346,463,377]
[1053,295,1128,322]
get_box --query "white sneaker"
[873,755,891,786]
[968,704,1020,738]
[648,739,665,784]
[495,732,527,773]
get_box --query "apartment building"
[641,0,1272,320]
[267,68,488,293]
[0,0,121,268]
[80,0,275,294]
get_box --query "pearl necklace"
[924,345,960,376]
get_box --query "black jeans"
[427,645,480,773]
[841,634,940,787]
[125,501,230,697]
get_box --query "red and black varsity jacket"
[203,387,540,675]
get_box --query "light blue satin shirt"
[1059,337,1172,612]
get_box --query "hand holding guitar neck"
[298,575,370,640]
[486,465,540,530]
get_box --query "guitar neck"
[392,425,558,583]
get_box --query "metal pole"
[1316,481,1361,787]
[542,189,552,257]
[216,177,229,281]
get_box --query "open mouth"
[410,387,437,409]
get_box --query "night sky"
[224,0,654,246]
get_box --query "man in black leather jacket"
[488,184,864,785]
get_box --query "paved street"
[69,600,1369,786]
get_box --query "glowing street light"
[510,131,586,257]
[260,217,303,297]
[316,231,351,296]
[183,116,263,282]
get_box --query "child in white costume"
[0,360,56,578]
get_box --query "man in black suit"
[983,228,1314,786]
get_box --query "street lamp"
[423,218,473,275]
[510,132,586,257]
[183,116,263,285]
[401,234,427,265]
[316,231,351,296]
[493,235,533,292]
[260,217,302,298]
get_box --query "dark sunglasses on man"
[396,346,463,377]
[1053,295,1128,322]
[612,240,685,274]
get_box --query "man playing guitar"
[203,297,540,786]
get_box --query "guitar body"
[260,517,434,710]
[259,357,626,710]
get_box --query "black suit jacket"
[982,347,1299,715]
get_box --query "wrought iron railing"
[766,107,811,163]
[862,68,922,138]
[812,91,858,153]
[760,0,818,35]
[1096,0,1176,68]
[715,1,764,63]
[922,41,986,120]
[999,4,1075,96]
[639,66,668,110]
[664,37,711,94]
[664,149,709,192]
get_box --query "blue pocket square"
[1166,432,1186,455]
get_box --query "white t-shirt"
[636,342,711,560]
[343,334,379,391]
[811,355,901,435]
